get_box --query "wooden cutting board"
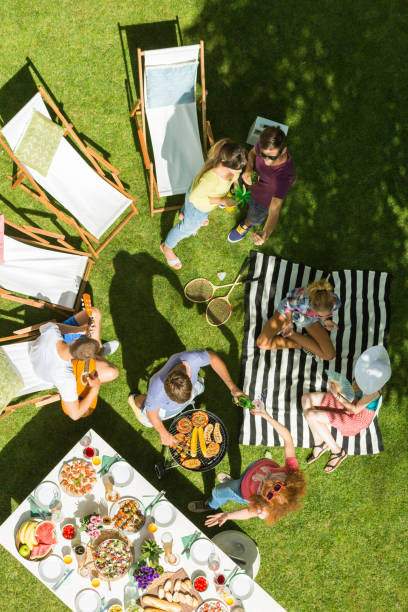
[140,567,203,611]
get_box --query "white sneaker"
[102,340,119,356]
[217,472,232,484]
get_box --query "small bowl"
[61,523,76,540]
[192,569,209,593]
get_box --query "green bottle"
[237,396,255,410]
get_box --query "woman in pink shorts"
[302,345,391,473]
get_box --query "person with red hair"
[188,405,306,526]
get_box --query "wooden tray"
[140,567,203,611]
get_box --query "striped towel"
[239,252,391,455]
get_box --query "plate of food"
[94,537,133,580]
[110,496,145,533]
[197,599,228,612]
[15,518,57,561]
[109,461,134,487]
[59,458,97,497]
[190,538,214,566]
[74,588,101,612]
[152,500,176,527]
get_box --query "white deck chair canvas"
[0,324,60,420]
[0,215,93,314]
[0,87,139,258]
[131,41,214,216]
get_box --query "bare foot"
[201,219,209,226]
[160,243,182,270]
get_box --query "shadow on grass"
[109,250,194,392]
[185,0,408,400]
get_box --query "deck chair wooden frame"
[0,215,93,314]
[130,40,214,217]
[0,86,139,258]
[0,322,60,420]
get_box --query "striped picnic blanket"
[239,252,391,455]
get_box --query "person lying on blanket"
[257,278,340,360]
[128,350,244,448]
[227,125,296,245]
[160,139,248,270]
[30,308,119,420]
[188,405,307,526]
[302,345,391,473]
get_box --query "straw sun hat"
[355,345,391,394]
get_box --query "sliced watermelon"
[30,543,52,559]
[35,521,56,545]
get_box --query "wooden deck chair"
[131,41,214,216]
[0,86,139,258]
[0,214,93,314]
[0,322,60,419]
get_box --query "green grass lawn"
[1,1,408,611]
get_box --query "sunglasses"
[260,148,284,161]
[265,482,286,501]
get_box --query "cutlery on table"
[52,569,74,591]
[98,453,121,476]
[145,490,165,514]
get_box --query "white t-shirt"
[30,323,77,402]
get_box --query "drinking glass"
[79,432,92,447]
[161,532,173,559]
[208,552,220,573]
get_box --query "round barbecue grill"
[154,408,229,479]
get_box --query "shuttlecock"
[217,271,226,281]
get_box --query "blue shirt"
[144,350,211,418]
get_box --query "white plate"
[190,537,214,565]
[38,554,65,583]
[75,588,101,612]
[34,481,60,509]
[152,500,176,527]
[109,461,133,487]
[229,572,254,600]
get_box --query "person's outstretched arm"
[250,404,296,458]
[207,350,244,403]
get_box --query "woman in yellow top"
[160,139,248,269]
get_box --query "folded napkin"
[98,454,124,476]
[28,495,51,520]
[181,531,201,559]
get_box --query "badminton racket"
[206,257,250,326]
[184,274,257,303]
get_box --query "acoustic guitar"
[61,293,98,415]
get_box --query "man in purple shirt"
[128,350,244,447]
[228,126,296,245]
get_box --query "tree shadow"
[186,0,407,400]
[109,250,193,393]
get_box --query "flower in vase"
[90,515,102,525]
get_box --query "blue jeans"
[164,190,209,249]
[207,461,260,509]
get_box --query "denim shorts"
[247,197,269,226]
[62,315,82,343]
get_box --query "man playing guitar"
[30,306,119,420]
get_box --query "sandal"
[324,449,347,473]
[187,500,211,513]
[160,243,182,270]
[306,442,328,465]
